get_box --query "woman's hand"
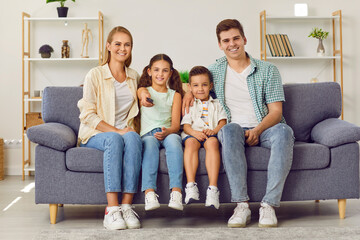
[182,91,194,116]
[116,127,136,135]
[154,127,170,141]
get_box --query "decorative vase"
[61,40,70,58]
[317,39,325,56]
[57,7,68,18]
[41,52,51,58]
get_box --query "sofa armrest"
[311,118,360,147]
[27,123,77,151]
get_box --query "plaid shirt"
[208,53,285,123]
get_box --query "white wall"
[1,0,359,175]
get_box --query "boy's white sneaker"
[144,191,160,211]
[121,204,141,229]
[205,186,220,209]
[103,206,126,230]
[168,191,183,210]
[227,202,251,228]
[258,202,278,228]
[185,182,200,204]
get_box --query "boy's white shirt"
[181,96,227,139]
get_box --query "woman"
[78,26,142,230]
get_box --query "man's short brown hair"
[216,19,245,42]
[189,66,213,84]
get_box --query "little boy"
[181,66,227,209]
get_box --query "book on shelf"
[269,34,280,57]
[280,34,291,57]
[266,34,276,57]
[276,34,288,57]
[283,34,295,57]
[272,34,283,57]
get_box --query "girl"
[78,26,142,230]
[137,54,184,211]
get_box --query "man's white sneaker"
[121,205,141,229]
[258,202,278,228]
[227,202,251,228]
[168,191,183,210]
[103,206,126,230]
[205,186,220,209]
[145,191,160,211]
[185,182,200,204]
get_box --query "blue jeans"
[141,128,183,192]
[81,131,142,193]
[218,123,294,207]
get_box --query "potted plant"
[179,71,189,92]
[308,27,329,56]
[39,44,54,58]
[46,0,76,18]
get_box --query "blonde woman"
[78,26,142,230]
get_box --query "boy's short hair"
[216,19,245,42]
[189,66,213,84]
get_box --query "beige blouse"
[77,63,140,144]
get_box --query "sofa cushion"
[247,142,330,171]
[283,82,341,142]
[66,147,103,173]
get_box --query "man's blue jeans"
[218,123,294,207]
[81,131,142,193]
[141,128,184,192]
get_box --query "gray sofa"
[27,82,360,224]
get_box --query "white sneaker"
[258,202,278,228]
[103,206,126,230]
[121,204,141,229]
[168,191,183,210]
[227,202,251,228]
[205,186,220,209]
[145,191,160,211]
[185,182,200,204]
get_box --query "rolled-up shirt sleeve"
[181,111,192,126]
[78,70,102,129]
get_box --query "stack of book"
[266,34,295,57]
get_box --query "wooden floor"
[1,176,360,239]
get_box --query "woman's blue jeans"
[141,128,184,192]
[218,123,294,207]
[81,131,142,193]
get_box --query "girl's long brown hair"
[138,54,184,97]
[101,26,133,67]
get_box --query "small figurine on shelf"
[61,40,70,58]
[39,44,54,58]
[81,23,92,58]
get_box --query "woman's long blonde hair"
[101,26,133,67]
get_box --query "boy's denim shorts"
[182,134,217,147]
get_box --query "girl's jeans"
[218,123,294,207]
[81,131,142,193]
[141,128,184,192]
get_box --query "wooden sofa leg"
[315,200,320,203]
[49,204,58,224]
[58,204,64,207]
[338,199,346,219]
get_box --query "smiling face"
[147,60,173,88]
[106,32,132,64]
[190,74,212,101]
[218,28,247,61]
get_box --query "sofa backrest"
[283,82,341,142]
[42,87,83,135]
[41,82,342,142]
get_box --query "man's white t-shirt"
[224,65,258,128]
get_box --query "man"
[183,19,294,228]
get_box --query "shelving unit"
[21,11,104,180]
[260,10,343,119]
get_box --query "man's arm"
[245,101,282,146]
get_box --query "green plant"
[179,71,189,83]
[39,44,54,54]
[308,27,329,40]
[46,0,75,8]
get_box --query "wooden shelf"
[266,56,340,60]
[24,97,42,102]
[24,17,98,21]
[266,16,339,20]
[24,58,99,61]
